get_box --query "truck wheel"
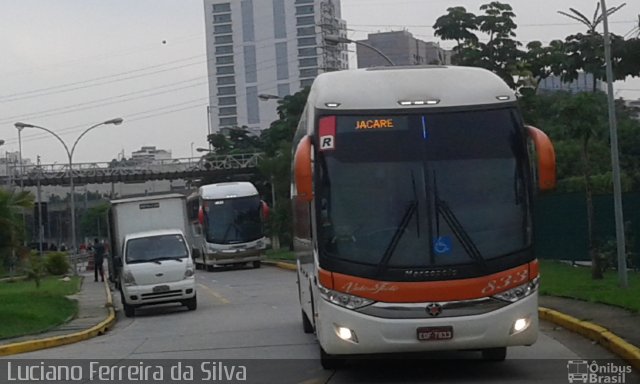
[122,293,135,318]
[482,347,507,361]
[206,264,214,272]
[302,310,314,334]
[320,347,345,370]
[185,295,197,311]
[252,260,261,269]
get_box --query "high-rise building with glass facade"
[203,0,348,134]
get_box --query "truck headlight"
[318,285,374,310]
[492,277,539,303]
[122,269,137,286]
[184,267,195,279]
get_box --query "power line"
[347,20,638,29]
[0,32,311,103]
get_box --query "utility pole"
[601,0,628,288]
[36,156,44,257]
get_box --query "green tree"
[258,88,310,248]
[433,6,478,60]
[80,202,109,239]
[557,3,629,91]
[523,40,567,89]
[206,126,261,155]
[433,2,522,88]
[0,190,35,273]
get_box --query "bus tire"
[320,347,345,370]
[482,347,507,361]
[252,260,261,268]
[302,309,314,334]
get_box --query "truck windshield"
[316,108,531,272]
[203,196,263,244]
[126,234,189,263]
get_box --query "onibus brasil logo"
[567,360,632,384]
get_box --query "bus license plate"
[417,326,453,341]
[153,285,170,293]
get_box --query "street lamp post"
[14,118,123,264]
[17,127,24,190]
[324,35,395,67]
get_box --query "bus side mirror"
[261,200,270,221]
[294,135,313,202]
[198,206,204,225]
[526,125,556,191]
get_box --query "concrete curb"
[263,260,297,271]
[0,278,117,357]
[540,307,640,371]
[266,261,640,369]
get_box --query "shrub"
[26,253,46,288]
[45,252,70,276]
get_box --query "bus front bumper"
[315,293,538,355]
[204,250,264,265]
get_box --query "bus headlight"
[492,277,539,303]
[318,285,374,310]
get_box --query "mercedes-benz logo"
[426,303,443,317]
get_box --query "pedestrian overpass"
[2,153,263,187]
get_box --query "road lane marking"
[198,283,230,304]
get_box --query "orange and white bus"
[291,66,556,368]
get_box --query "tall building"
[355,30,450,68]
[203,0,348,134]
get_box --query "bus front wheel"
[481,347,507,361]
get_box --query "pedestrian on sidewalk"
[93,238,105,282]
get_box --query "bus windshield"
[316,108,531,271]
[204,196,263,244]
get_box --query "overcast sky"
[1,0,638,165]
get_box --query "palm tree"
[0,189,35,262]
[558,2,627,92]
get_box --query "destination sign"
[337,116,408,133]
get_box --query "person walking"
[93,238,105,282]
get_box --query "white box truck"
[107,194,197,317]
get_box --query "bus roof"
[309,66,515,111]
[198,181,258,200]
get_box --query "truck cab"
[115,229,197,317]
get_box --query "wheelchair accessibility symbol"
[433,236,452,255]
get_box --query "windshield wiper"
[433,172,487,270]
[376,200,417,277]
[149,256,184,263]
[127,259,162,265]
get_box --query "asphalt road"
[9,266,639,384]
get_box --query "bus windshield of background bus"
[316,108,531,269]
[204,196,262,244]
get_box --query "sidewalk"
[0,271,115,356]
